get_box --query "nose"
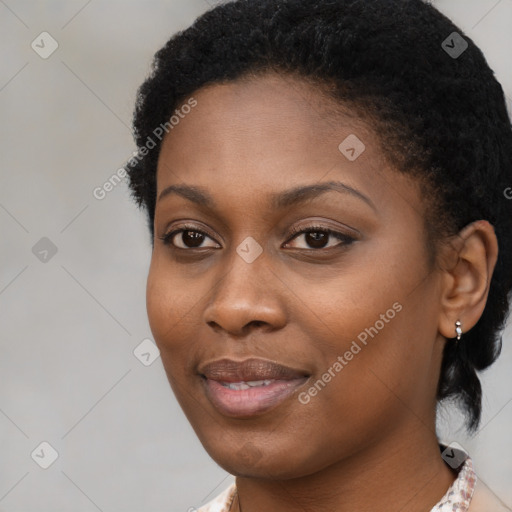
[202,248,287,336]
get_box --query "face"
[147,72,446,479]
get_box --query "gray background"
[1,1,511,511]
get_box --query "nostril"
[207,320,221,331]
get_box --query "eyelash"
[158,223,356,251]
[286,224,356,248]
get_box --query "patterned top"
[197,450,509,512]
[434,455,476,512]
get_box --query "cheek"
[303,295,438,451]
[291,258,403,360]
[145,255,217,391]
[145,262,197,391]
[289,253,436,440]
[146,266,198,403]
[145,255,198,345]
[146,270,174,346]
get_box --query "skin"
[146,72,498,512]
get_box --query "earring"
[455,320,462,341]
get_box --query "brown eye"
[285,227,355,250]
[178,230,207,248]
[159,226,220,249]
[304,231,329,249]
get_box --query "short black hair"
[126,0,512,432]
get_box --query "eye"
[159,225,220,249]
[284,225,356,250]
[159,223,356,251]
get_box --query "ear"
[438,220,498,340]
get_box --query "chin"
[200,436,323,480]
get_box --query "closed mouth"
[198,357,310,417]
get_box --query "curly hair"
[125,0,512,432]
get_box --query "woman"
[125,0,512,510]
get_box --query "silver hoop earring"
[455,320,462,341]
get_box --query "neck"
[234,425,457,512]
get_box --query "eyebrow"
[157,181,376,212]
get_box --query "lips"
[199,358,310,417]
[199,357,309,382]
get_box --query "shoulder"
[469,477,512,512]
[197,483,237,512]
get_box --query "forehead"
[155,72,385,192]
[153,73,427,240]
